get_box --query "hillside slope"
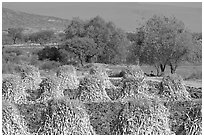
[2,8,70,32]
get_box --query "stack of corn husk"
[40,98,95,135]
[2,74,29,104]
[2,100,29,135]
[56,65,79,90]
[89,65,116,89]
[160,74,191,101]
[78,75,111,102]
[38,75,63,103]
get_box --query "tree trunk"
[160,64,166,76]
[154,64,160,76]
[78,56,84,66]
[136,58,140,66]
[85,55,94,63]
[170,63,177,74]
[13,37,17,44]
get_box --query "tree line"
[2,15,202,75]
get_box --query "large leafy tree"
[63,16,129,64]
[141,15,192,75]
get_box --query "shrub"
[38,46,61,61]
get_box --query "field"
[2,63,202,135]
[141,65,202,80]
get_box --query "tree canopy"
[128,15,194,75]
[63,16,130,65]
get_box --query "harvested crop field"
[2,64,202,135]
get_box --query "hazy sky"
[2,2,202,32]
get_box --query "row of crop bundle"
[2,64,202,135]
[109,69,202,135]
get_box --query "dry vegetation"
[2,64,202,135]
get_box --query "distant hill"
[2,8,70,32]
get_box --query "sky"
[2,2,202,32]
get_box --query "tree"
[140,15,192,75]
[7,28,23,44]
[64,16,130,64]
[29,30,55,44]
[61,37,98,66]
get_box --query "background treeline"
[2,15,202,76]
